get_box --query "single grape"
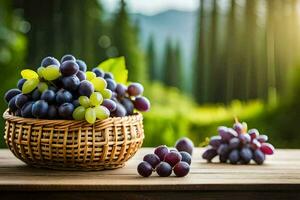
[257,135,268,143]
[164,151,182,167]
[56,89,73,105]
[115,84,127,97]
[104,72,114,79]
[137,161,153,177]
[102,99,117,112]
[217,144,229,156]
[90,92,103,106]
[101,89,112,99]
[134,96,150,112]
[42,65,61,81]
[156,162,172,177]
[92,68,104,77]
[21,69,39,80]
[106,78,117,91]
[179,151,192,165]
[228,149,240,164]
[47,105,58,119]
[78,80,94,97]
[17,79,26,90]
[61,54,76,63]
[4,89,21,103]
[228,137,240,149]
[250,139,261,150]
[76,70,86,81]
[233,122,244,134]
[209,135,222,149]
[61,75,80,91]
[41,90,56,103]
[60,60,79,76]
[72,106,86,120]
[154,145,169,161]
[127,82,144,97]
[121,97,134,115]
[85,107,96,124]
[111,103,127,117]
[37,67,45,78]
[202,148,217,161]
[22,78,39,94]
[260,143,275,155]
[79,96,90,108]
[175,137,194,155]
[218,127,238,141]
[219,154,228,163]
[173,161,190,177]
[58,103,74,119]
[86,71,96,81]
[15,94,29,109]
[31,89,41,101]
[91,77,107,92]
[143,153,160,168]
[240,147,253,164]
[239,133,251,144]
[253,149,265,165]
[8,96,18,112]
[32,100,49,118]
[248,129,259,140]
[38,82,48,93]
[41,56,60,67]
[94,106,110,120]
[76,59,87,72]
[21,101,34,118]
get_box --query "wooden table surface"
[0,148,300,200]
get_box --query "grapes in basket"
[202,119,275,165]
[4,55,150,124]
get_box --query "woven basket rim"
[3,109,143,127]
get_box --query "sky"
[101,0,199,15]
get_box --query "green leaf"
[97,57,128,84]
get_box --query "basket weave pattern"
[3,110,144,170]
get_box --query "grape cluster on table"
[202,120,275,165]
[137,137,194,177]
[4,54,150,123]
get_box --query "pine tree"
[163,38,174,86]
[175,41,183,90]
[147,34,157,81]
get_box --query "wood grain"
[0,148,300,199]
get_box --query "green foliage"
[146,35,157,81]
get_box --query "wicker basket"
[3,110,144,171]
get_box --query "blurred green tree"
[146,34,157,81]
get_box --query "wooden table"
[0,148,299,200]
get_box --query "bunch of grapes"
[137,137,194,177]
[4,54,150,124]
[202,120,275,165]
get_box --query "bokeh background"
[1,0,300,148]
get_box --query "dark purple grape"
[137,161,153,177]
[17,79,26,90]
[219,154,228,163]
[229,137,240,149]
[8,95,18,112]
[164,151,182,167]
[78,80,94,97]
[61,54,76,63]
[120,97,134,115]
[134,96,150,112]
[60,60,79,76]
[104,72,114,79]
[32,100,49,118]
[156,162,172,177]
[239,133,251,144]
[240,147,253,164]
[217,144,229,156]
[106,78,117,91]
[61,75,80,91]
[15,94,29,109]
[143,154,160,168]
[31,89,41,101]
[47,105,58,119]
[173,161,190,177]
[219,127,238,141]
[102,99,117,112]
[175,137,194,155]
[202,148,217,161]
[92,68,104,77]
[180,151,192,165]
[21,101,34,118]
[253,149,265,165]
[233,122,244,134]
[76,59,87,72]
[111,102,127,117]
[115,84,127,97]
[260,143,275,155]
[154,145,169,161]
[15,109,21,116]
[76,71,86,81]
[56,89,73,105]
[248,129,259,140]
[48,86,58,92]
[250,139,261,150]
[127,83,144,97]
[257,135,268,143]
[72,99,80,108]
[58,103,74,119]
[209,135,222,149]
[41,56,60,67]
[229,149,240,164]
[41,90,56,103]
[4,89,21,103]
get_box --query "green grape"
[89,92,103,106]
[72,106,86,120]
[95,106,110,120]
[79,96,90,108]
[42,65,61,81]
[38,82,48,92]
[86,71,96,81]
[22,78,39,94]
[85,107,96,124]
[21,69,39,80]
[101,88,112,99]
[37,67,45,78]
[91,77,107,92]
